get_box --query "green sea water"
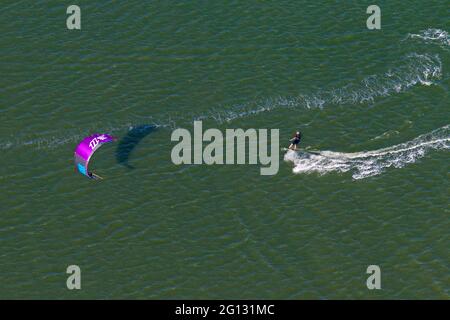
[0,1,449,299]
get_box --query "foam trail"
[206,53,442,123]
[200,29,446,122]
[284,125,450,180]
[406,28,450,47]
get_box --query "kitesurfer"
[288,131,302,150]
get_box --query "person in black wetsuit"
[288,131,302,150]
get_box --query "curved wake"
[205,53,441,123]
[0,29,446,150]
[284,125,450,180]
[0,52,441,151]
[204,28,447,122]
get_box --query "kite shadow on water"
[115,124,157,169]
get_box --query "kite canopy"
[74,133,115,177]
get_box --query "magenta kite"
[74,134,116,179]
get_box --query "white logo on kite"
[89,135,108,149]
